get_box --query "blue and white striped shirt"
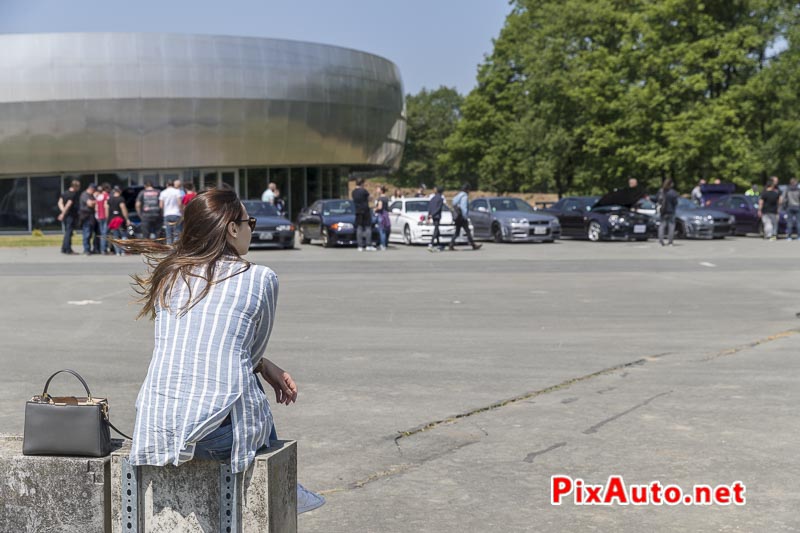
[129,259,278,474]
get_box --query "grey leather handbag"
[23,369,129,457]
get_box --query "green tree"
[445,0,798,196]
[394,86,463,188]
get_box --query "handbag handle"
[42,369,93,401]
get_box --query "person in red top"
[182,182,197,206]
[95,183,111,254]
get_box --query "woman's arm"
[255,357,297,405]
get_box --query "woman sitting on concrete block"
[117,188,324,514]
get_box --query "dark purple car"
[709,194,788,236]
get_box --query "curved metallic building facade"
[0,32,405,174]
[0,32,405,232]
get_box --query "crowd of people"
[351,178,482,252]
[57,179,197,256]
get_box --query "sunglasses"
[237,217,257,231]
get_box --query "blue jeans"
[61,215,75,253]
[194,419,278,462]
[81,217,94,253]
[111,227,127,254]
[164,215,182,245]
[787,208,799,238]
[378,226,388,247]
[97,219,108,253]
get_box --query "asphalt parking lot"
[0,237,798,532]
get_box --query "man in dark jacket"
[657,179,679,246]
[351,178,373,251]
[427,186,445,251]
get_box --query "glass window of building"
[30,176,62,231]
[0,178,30,231]
[289,168,306,221]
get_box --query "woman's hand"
[259,358,298,406]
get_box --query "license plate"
[633,225,646,234]
[534,226,548,235]
[258,232,274,240]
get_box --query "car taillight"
[419,215,426,222]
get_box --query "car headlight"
[692,215,704,223]
[608,214,620,224]
[550,219,560,227]
[728,216,735,225]
[330,222,353,231]
[276,224,294,232]
[509,218,528,225]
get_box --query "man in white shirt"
[262,182,277,204]
[159,181,184,245]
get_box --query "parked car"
[469,197,560,242]
[387,197,471,245]
[297,199,379,247]
[709,194,788,236]
[543,191,653,241]
[672,198,734,239]
[122,185,165,239]
[700,183,736,207]
[242,200,295,249]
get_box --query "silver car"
[469,197,561,243]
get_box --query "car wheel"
[675,221,685,239]
[403,225,413,245]
[322,228,334,248]
[492,224,503,243]
[587,221,602,242]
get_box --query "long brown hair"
[118,188,250,319]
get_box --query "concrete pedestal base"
[110,440,297,533]
[0,435,119,533]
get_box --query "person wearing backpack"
[427,186,445,252]
[136,181,162,239]
[448,183,481,251]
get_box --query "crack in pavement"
[582,391,672,435]
[393,357,649,444]
[524,442,567,463]
[700,328,799,361]
[323,328,797,496]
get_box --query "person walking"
[107,186,131,255]
[120,188,324,514]
[427,186,445,252]
[78,183,98,255]
[136,181,162,239]
[352,178,374,251]
[373,185,390,251]
[782,177,799,240]
[448,184,481,251]
[95,183,111,254]
[758,177,782,240]
[57,179,81,254]
[657,179,679,246]
[159,180,184,245]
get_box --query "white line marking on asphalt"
[67,300,102,305]
[699,262,716,267]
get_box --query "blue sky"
[0,0,511,96]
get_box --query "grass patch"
[0,234,80,248]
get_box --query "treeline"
[393,0,800,197]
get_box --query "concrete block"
[0,434,120,533]
[110,440,297,533]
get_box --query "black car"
[242,200,295,249]
[297,199,380,247]
[543,190,653,241]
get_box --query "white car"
[387,198,473,245]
